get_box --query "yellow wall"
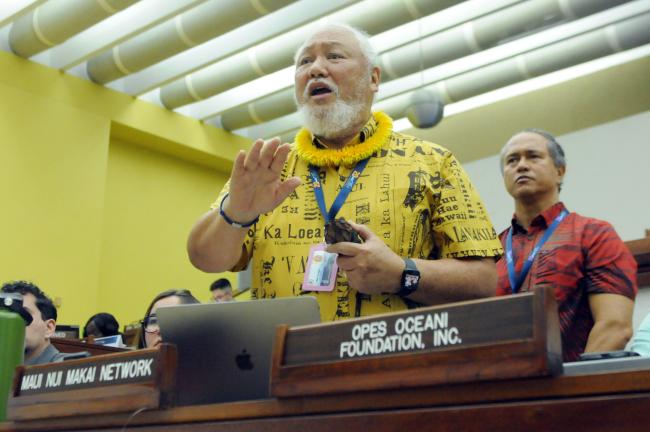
[99,138,233,326]
[0,51,248,329]
[0,82,109,321]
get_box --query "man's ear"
[45,319,56,339]
[370,66,381,92]
[557,165,566,188]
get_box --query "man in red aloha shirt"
[496,129,637,361]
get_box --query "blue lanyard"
[506,209,569,294]
[308,158,370,223]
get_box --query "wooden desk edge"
[4,368,650,431]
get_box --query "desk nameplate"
[17,351,157,396]
[271,287,562,397]
[8,344,176,421]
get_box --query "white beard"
[296,76,370,140]
[298,100,365,140]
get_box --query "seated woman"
[139,289,199,349]
[83,312,120,339]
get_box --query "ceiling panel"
[0,0,648,162]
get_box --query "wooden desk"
[2,367,649,432]
[51,338,128,356]
[626,237,650,286]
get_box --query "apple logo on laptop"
[235,349,254,370]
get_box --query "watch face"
[403,271,420,288]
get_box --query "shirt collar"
[313,115,378,149]
[24,343,60,366]
[511,202,567,233]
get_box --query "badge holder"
[303,243,338,292]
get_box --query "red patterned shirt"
[496,202,637,361]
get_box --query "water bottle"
[0,293,28,421]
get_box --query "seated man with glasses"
[138,289,199,349]
[1,281,66,364]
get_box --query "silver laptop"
[157,296,320,406]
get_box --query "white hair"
[293,23,378,70]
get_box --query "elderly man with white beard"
[188,23,503,321]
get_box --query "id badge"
[303,243,338,292]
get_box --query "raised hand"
[223,137,301,223]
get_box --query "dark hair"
[500,128,566,192]
[1,280,57,321]
[138,289,199,348]
[522,128,566,169]
[210,278,232,292]
[83,312,120,338]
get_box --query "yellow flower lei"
[295,111,393,167]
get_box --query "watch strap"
[396,257,420,297]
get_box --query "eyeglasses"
[141,315,159,333]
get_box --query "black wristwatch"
[396,258,420,297]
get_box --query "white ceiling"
[1,0,648,162]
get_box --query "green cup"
[0,308,25,421]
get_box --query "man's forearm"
[407,257,497,305]
[187,208,249,272]
[584,321,633,353]
[585,293,635,353]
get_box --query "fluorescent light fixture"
[65,62,90,81]
[139,88,164,107]
[234,111,302,141]
[30,0,207,70]
[378,0,649,101]
[176,65,295,118]
[173,0,521,121]
[234,1,649,139]
[370,0,520,53]
[212,0,646,125]
[0,0,47,28]
[394,43,650,132]
[114,0,357,95]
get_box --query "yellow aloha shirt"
[212,112,503,322]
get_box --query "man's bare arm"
[187,138,301,272]
[408,256,497,304]
[187,205,250,272]
[584,293,634,352]
[328,222,497,305]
